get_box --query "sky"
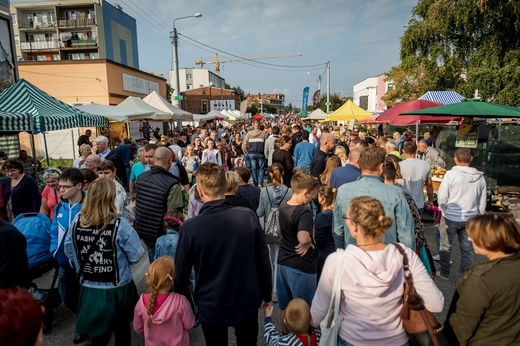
[13,0,418,107]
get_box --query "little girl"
[314,185,336,281]
[181,144,200,186]
[133,256,195,346]
[155,210,185,260]
[201,138,222,165]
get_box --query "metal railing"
[58,17,96,28]
[18,21,58,29]
[59,39,98,48]
[20,40,60,50]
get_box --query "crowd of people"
[0,118,519,346]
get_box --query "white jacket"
[437,166,487,222]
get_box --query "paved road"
[37,213,485,345]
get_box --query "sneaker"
[432,254,453,264]
[436,273,449,280]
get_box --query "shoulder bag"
[393,243,447,346]
[319,249,344,346]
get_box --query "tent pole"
[71,129,76,158]
[29,132,39,184]
[43,132,50,167]
[416,122,420,141]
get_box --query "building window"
[36,55,46,61]
[186,74,192,80]
[187,84,192,90]
[89,52,98,59]
[68,53,85,60]
[52,54,60,61]
[201,100,208,113]
[47,12,56,24]
[87,10,96,20]
[11,14,17,25]
[14,35,19,46]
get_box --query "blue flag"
[302,87,310,114]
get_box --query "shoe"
[73,334,88,344]
[272,292,277,303]
[435,273,449,280]
[258,185,263,188]
[432,254,453,264]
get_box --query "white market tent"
[143,90,193,121]
[117,96,171,120]
[307,108,327,120]
[193,110,230,122]
[76,104,155,122]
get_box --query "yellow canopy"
[324,100,372,121]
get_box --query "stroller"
[12,212,62,332]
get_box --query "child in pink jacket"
[133,256,195,346]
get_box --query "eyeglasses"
[58,184,76,189]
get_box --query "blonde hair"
[80,177,117,231]
[79,143,91,156]
[334,146,347,162]
[197,163,227,198]
[285,298,312,335]
[467,213,520,254]
[146,256,175,328]
[290,172,319,194]
[319,156,342,185]
[225,171,240,193]
[348,196,393,239]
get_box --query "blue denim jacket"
[155,229,179,260]
[64,216,145,288]
[332,175,415,250]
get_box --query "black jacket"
[0,220,31,289]
[106,150,128,188]
[135,166,180,243]
[174,199,272,322]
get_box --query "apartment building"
[10,0,139,68]
[246,93,285,115]
[352,73,390,113]
[168,68,226,94]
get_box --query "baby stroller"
[12,212,62,333]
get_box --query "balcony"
[58,17,96,28]
[18,21,58,30]
[60,39,98,48]
[20,40,60,51]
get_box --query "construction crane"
[195,52,303,76]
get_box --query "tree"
[225,84,245,101]
[166,83,173,103]
[384,0,520,107]
[318,94,350,112]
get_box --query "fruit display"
[431,167,447,178]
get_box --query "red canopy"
[376,99,460,125]
[251,113,264,121]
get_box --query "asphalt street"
[35,211,486,345]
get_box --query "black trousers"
[201,310,259,346]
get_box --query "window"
[52,54,60,61]
[11,14,17,25]
[68,53,85,60]
[201,100,208,113]
[87,10,95,20]
[186,74,192,80]
[36,55,46,61]
[14,35,19,46]
[187,84,192,90]
[89,52,98,59]
[47,12,56,24]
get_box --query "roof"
[419,91,464,105]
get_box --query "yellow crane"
[195,52,303,76]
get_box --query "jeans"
[267,243,279,293]
[248,153,265,186]
[201,310,258,346]
[439,217,473,277]
[58,266,80,314]
[145,243,156,264]
[276,264,316,309]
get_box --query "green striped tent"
[0,79,107,132]
[0,111,33,132]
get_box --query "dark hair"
[234,166,251,183]
[269,163,284,186]
[144,143,158,152]
[454,148,472,163]
[403,141,417,154]
[163,209,185,231]
[4,159,23,172]
[98,159,116,172]
[383,155,403,181]
[0,287,43,346]
[271,125,280,135]
[318,185,335,207]
[302,130,310,141]
[60,168,85,186]
[80,168,97,185]
[358,146,386,171]
[277,135,292,147]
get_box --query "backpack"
[264,187,289,244]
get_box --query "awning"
[419,91,464,105]
[142,90,193,121]
[117,96,171,120]
[0,79,107,132]
[401,98,520,118]
[0,111,33,132]
[76,104,155,122]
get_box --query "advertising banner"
[302,86,309,113]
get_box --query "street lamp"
[172,12,202,107]
[307,72,322,92]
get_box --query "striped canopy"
[419,91,464,105]
[0,79,107,132]
[0,111,33,132]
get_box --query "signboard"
[122,73,159,95]
[455,117,478,148]
[172,95,183,100]
[210,99,235,111]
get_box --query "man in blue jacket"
[49,168,85,344]
[174,163,272,345]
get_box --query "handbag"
[394,243,447,346]
[264,188,288,244]
[319,249,344,346]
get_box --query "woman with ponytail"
[133,256,195,346]
[311,196,444,345]
[315,185,336,281]
[256,162,293,302]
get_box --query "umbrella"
[401,98,520,118]
[377,99,459,125]
[251,113,264,121]
[359,115,383,125]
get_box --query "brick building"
[182,86,239,114]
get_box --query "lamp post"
[307,72,321,92]
[172,13,202,108]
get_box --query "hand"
[129,193,135,201]
[262,302,274,317]
[295,242,314,257]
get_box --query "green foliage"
[318,94,351,112]
[264,104,277,114]
[385,0,520,106]
[227,84,245,101]
[166,83,173,102]
[39,157,74,169]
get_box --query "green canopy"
[0,79,107,132]
[401,98,520,118]
[0,111,33,132]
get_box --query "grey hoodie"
[437,165,487,222]
[256,185,292,227]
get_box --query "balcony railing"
[20,40,60,51]
[58,18,96,28]
[60,39,98,48]
[18,21,58,29]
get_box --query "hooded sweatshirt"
[133,292,195,346]
[437,166,487,222]
[256,184,293,227]
[311,244,444,346]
